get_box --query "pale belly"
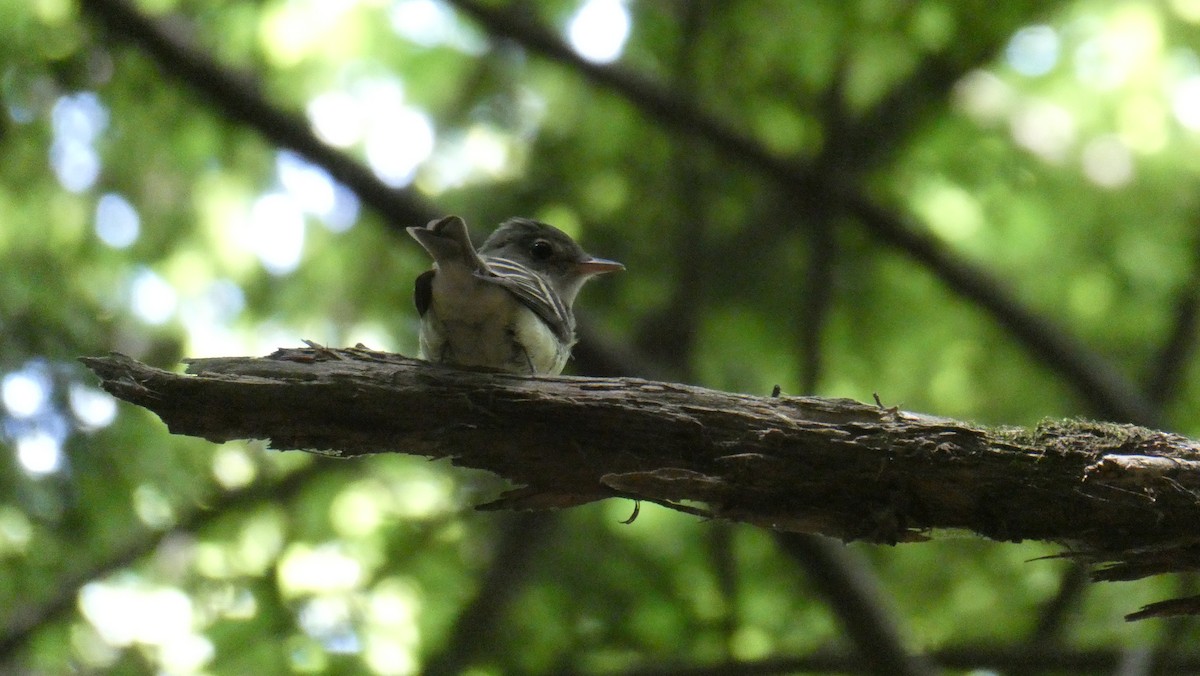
[419,268,569,374]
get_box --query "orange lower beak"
[578,257,624,275]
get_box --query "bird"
[407,215,623,375]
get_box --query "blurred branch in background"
[775,533,935,676]
[1143,224,1200,409]
[78,0,439,231]
[0,459,356,663]
[1015,560,1092,676]
[422,513,558,676]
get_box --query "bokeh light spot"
[567,0,630,64]
[213,445,257,489]
[49,92,108,193]
[308,91,364,148]
[277,151,335,218]
[50,140,100,193]
[279,543,364,596]
[3,369,51,418]
[954,70,1014,125]
[133,484,176,529]
[391,0,447,47]
[1009,99,1075,163]
[17,431,62,476]
[95,193,140,249]
[365,108,435,187]
[1172,0,1200,22]
[1081,136,1134,188]
[298,595,360,653]
[79,580,196,647]
[1006,25,1059,76]
[130,268,178,325]
[249,193,306,275]
[331,481,386,538]
[0,506,34,555]
[1173,75,1200,130]
[51,91,108,143]
[276,152,360,232]
[69,383,118,430]
[235,510,285,575]
[915,181,984,243]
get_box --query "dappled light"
[79,579,210,671]
[7,0,1200,672]
[279,543,367,596]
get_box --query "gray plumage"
[407,216,622,375]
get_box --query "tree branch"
[81,347,1200,617]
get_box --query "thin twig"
[1143,235,1200,408]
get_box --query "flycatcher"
[408,216,623,375]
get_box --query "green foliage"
[3,0,1200,672]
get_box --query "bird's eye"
[530,240,553,260]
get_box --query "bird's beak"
[577,256,624,276]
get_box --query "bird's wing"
[413,268,435,316]
[479,256,574,342]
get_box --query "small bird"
[407,216,623,375]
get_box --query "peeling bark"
[81,346,1200,618]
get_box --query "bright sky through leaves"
[130,268,178,325]
[16,431,61,476]
[1006,25,1060,76]
[567,0,631,64]
[95,193,141,249]
[2,370,49,419]
[49,92,106,193]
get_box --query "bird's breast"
[419,267,567,374]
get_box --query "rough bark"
[81,346,1200,619]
